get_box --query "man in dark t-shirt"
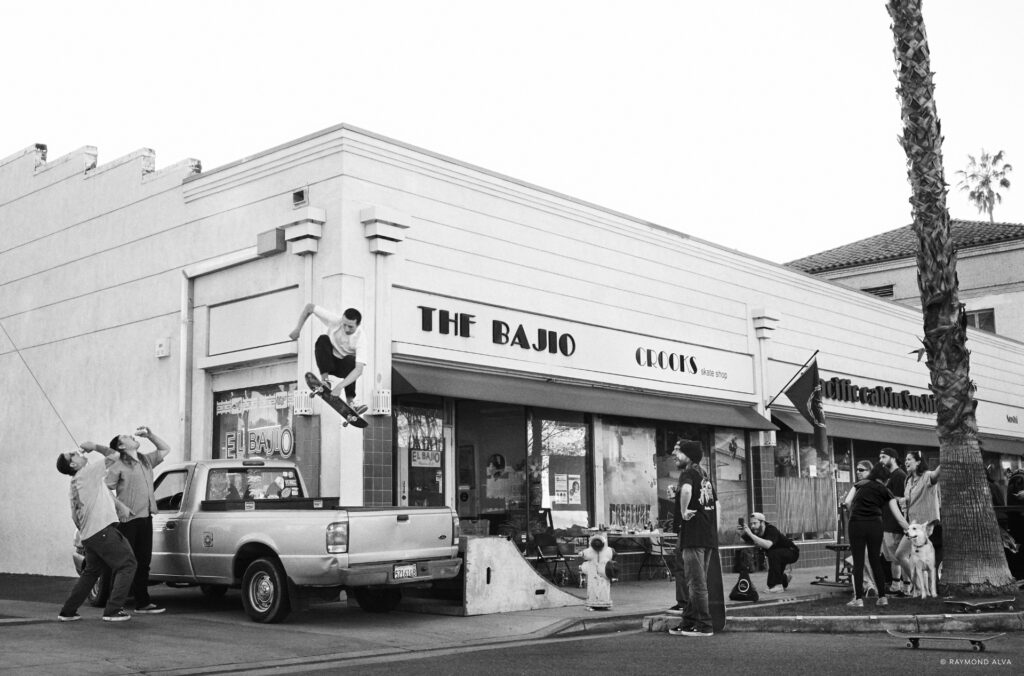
[667,440,718,638]
[878,447,908,595]
[739,512,799,592]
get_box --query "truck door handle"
[397,515,409,522]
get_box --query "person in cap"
[877,447,908,595]
[667,439,718,637]
[56,442,137,622]
[738,511,799,592]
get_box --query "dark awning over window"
[393,361,777,431]
[771,409,813,434]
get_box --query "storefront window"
[527,409,589,530]
[599,424,658,530]
[713,429,749,546]
[774,429,837,541]
[396,402,446,506]
[213,383,296,459]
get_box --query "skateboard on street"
[943,597,1016,613]
[887,629,1005,652]
[305,372,368,428]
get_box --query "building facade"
[3,126,1023,577]
[787,221,1024,342]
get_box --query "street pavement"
[1,565,1021,675]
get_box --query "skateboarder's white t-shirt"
[312,305,366,361]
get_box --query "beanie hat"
[56,453,75,476]
[679,440,703,465]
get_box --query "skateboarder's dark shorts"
[315,335,358,400]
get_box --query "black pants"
[315,335,357,401]
[61,524,137,616]
[765,546,799,588]
[849,518,886,599]
[118,516,154,607]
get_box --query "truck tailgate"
[345,508,455,565]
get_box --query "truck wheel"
[200,584,228,599]
[353,588,402,613]
[241,558,291,623]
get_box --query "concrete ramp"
[461,536,584,616]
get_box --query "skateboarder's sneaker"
[57,612,82,622]
[318,375,333,396]
[846,598,864,607]
[679,626,714,637]
[102,608,132,622]
[668,623,694,635]
[667,604,684,614]
[876,597,888,607]
[135,603,165,614]
[350,401,368,415]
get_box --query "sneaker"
[681,626,714,637]
[668,623,695,635]
[57,613,82,622]
[102,609,132,622]
[766,585,782,593]
[134,603,165,614]
[319,374,332,393]
[667,604,685,614]
[352,404,368,415]
[846,598,864,607]
[876,596,888,607]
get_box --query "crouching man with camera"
[739,512,799,593]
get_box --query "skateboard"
[304,372,368,428]
[887,629,1005,652]
[708,546,727,632]
[943,597,1016,613]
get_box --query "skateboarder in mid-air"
[289,303,368,415]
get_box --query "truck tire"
[241,558,291,623]
[199,584,228,599]
[353,587,402,613]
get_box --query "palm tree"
[887,0,1014,595]
[956,150,1013,223]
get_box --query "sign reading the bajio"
[393,289,754,395]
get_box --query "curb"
[642,611,1024,633]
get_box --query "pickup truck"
[77,457,462,623]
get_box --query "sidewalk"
[1,566,1021,675]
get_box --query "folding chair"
[530,531,576,585]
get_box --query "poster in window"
[568,474,581,504]
[213,383,296,459]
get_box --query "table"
[599,531,678,580]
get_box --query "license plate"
[393,563,417,579]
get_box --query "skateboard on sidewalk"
[943,597,1016,613]
[305,372,368,428]
[886,629,1005,652]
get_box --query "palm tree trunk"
[887,0,1014,595]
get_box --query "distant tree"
[887,0,1014,596]
[955,149,1013,223]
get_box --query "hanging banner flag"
[785,359,828,452]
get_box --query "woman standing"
[844,461,910,607]
[895,450,942,584]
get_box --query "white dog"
[906,521,937,599]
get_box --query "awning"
[825,415,939,448]
[981,435,1024,457]
[771,409,813,434]
[393,361,777,430]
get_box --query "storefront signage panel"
[395,290,754,394]
[214,383,296,459]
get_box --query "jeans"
[118,516,154,607]
[765,546,799,589]
[849,518,886,599]
[315,335,358,401]
[61,524,137,616]
[680,547,713,631]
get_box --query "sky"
[2,1,1022,264]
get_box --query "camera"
[737,517,744,526]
